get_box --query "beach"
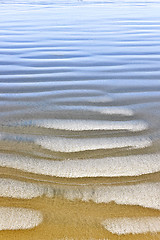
[0,0,160,239]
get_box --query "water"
[0,0,160,239]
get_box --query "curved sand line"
[47,105,134,116]
[0,133,151,152]
[12,119,148,132]
[0,178,159,210]
[35,135,152,152]
[0,89,105,100]
[62,182,160,210]
[0,153,159,178]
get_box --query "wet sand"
[0,0,160,239]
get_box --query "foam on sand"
[17,119,148,132]
[1,178,159,210]
[0,207,43,230]
[102,217,160,235]
[0,153,160,178]
[0,133,151,152]
[63,182,160,210]
[0,178,44,199]
[35,135,152,152]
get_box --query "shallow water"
[0,0,160,239]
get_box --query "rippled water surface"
[0,0,160,239]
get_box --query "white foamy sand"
[63,182,160,210]
[1,178,159,210]
[36,135,152,152]
[15,119,148,132]
[102,217,160,235]
[0,133,151,152]
[0,178,44,199]
[0,153,159,178]
[0,207,43,230]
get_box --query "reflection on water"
[0,0,160,239]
